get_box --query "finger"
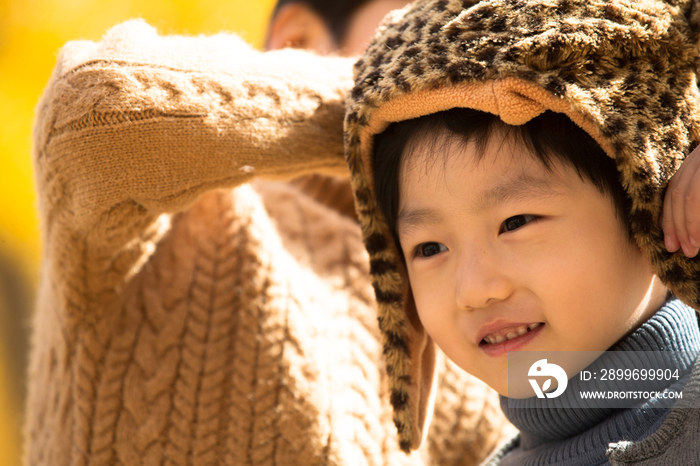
[684,161,700,257]
[664,145,700,255]
[662,186,680,252]
[669,165,693,256]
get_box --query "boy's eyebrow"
[474,172,563,213]
[397,208,446,235]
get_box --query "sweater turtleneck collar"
[497,298,700,466]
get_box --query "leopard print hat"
[344,0,700,453]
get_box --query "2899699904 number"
[600,368,679,381]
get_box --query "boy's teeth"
[483,323,542,345]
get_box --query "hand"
[661,144,700,257]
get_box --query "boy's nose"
[454,252,512,310]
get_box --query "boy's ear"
[401,288,439,450]
[266,3,336,54]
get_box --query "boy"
[345,0,700,464]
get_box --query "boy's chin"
[479,378,509,397]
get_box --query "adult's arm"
[34,20,353,311]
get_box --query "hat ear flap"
[396,286,439,452]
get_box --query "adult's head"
[266,0,408,55]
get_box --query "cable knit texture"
[28,20,515,466]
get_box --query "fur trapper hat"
[344,0,700,453]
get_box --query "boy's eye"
[414,242,448,258]
[500,214,539,233]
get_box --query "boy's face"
[397,129,668,396]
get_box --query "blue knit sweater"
[488,299,700,466]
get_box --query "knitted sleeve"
[33,20,353,310]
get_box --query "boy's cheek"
[467,353,510,395]
[430,316,511,394]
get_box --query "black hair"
[271,0,371,44]
[373,108,633,252]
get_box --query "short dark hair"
[272,0,371,44]
[372,108,633,251]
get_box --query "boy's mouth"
[480,322,543,345]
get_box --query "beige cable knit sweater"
[28,20,514,465]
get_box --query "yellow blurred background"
[0,0,276,463]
